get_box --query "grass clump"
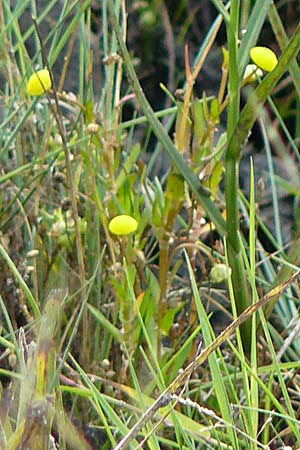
[1,1,300,449]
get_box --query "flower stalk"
[224,0,252,355]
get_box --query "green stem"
[225,1,252,353]
[158,236,169,358]
[227,0,240,138]
[224,17,300,351]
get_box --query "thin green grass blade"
[210,0,230,23]
[87,304,123,343]
[249,158,259,442]
[111,379,211,444]
[0,241,40,319]
[225,236,255,444]
[124,346,161,450]
[260,119,283,249]
[259,311,300,443]
[69,353,139,449]
[184,250,239,450]
[48,1,91,68]
[268,2,300,99]
[122,259,204,448]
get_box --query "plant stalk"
[225,0,252,353]
[225,16,300,349]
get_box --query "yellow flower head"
[250,46,278,72]
[108,215,138,236]
[27,69,52,96]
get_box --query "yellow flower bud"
[27,69,52,96]
[250,46,278,72]
[108,215,138,236]
[243,64,263,83]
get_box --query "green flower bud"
[243,64,263,83]
[210,263,231,284]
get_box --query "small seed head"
[87,123,100,134]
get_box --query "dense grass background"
[1,1,300,449]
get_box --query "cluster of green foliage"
[1,0,300,449]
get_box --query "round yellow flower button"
[108,215,138,236]
[27,69,52,96]
[250,46,278,72]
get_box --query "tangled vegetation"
[1,1,300,449]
